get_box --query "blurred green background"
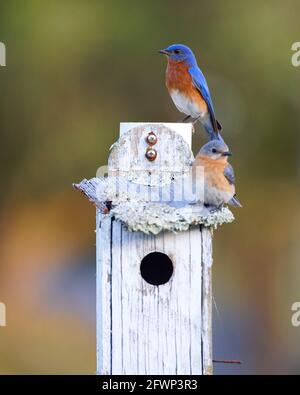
[0,0,300,374]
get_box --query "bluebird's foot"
[192,116,201,125]
[179,115,191,123]
[209,203,224,214]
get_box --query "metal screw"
[145,147,157,161]
[146,132,157,146]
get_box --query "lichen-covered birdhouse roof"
[74,123,234,234]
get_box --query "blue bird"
[159,44,223,141]
[193,140,242,208]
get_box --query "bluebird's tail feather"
[202,116,224,142]
[212,119,223,140]
[211,130,225,143]
[206,128,225,143]
[229,195,242,208]
[203,124,220,141]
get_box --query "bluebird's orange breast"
[166,60,193,92]
[198,156,234,194]
[166,59,207,114]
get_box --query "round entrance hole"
[140,252,173,286]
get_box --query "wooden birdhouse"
[74,123,234,375]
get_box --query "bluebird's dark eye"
[212,148,217,153]
[174,49,180,54]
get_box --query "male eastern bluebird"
[192,140,242,208]
[159,44,222,141]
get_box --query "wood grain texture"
[119,122,192,146]
[109,123,194,187]
[97,213,213,375]
[96,213,112,375]
[201,226,213,375]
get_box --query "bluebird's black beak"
[222,151,232,157]
[159,49,169,55]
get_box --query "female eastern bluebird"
[192,140,242,208]
[159,44,222,141]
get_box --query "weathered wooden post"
[74,123,234,375]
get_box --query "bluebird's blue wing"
[224,163,235,185]
[224,164,242,207]
[189,66,222,136]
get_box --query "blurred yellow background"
[0,0,300,374]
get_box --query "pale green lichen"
[74,176,235,235]
[110,202,234,235]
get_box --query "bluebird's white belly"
[204,185,233,207]
[170,90,204,119]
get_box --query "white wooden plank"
[154,232,169,375]
[96,210,101,374]
[125,229,141,374]
[189,226,203,374]
[96,212,112,375]
[136,233,147,375]
[141,233,158,375]
[201,227,213,375]
[161,231,179,374]
[118,225,131,374]
[111,220,123,373]
[173,228,192,374]
[114,226,148,374]
[133,232,146,375]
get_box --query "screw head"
[145,147,157,161]
[146,132,157,145]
